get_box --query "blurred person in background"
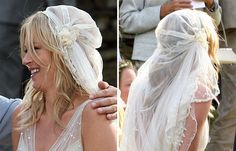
[119,0,222,70]
[118,60,136,145]
[119,60,136,104]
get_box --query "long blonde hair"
[201,11,220,72]
[18,12,87,129]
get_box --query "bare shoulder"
[12,103,22,119]
[82,101,117,151]
[12,103,23,131]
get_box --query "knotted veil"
[120,9,220,151]
[42,5,103,94]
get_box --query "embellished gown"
[17,101,90,151]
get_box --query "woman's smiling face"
[22,39,56,92]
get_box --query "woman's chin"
[32,82,43,91]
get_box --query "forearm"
[179,101,211,151]
[119,0,161,34]
[188,126,204,151]
[179,112,198,151]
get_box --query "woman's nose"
[22,51,32,67]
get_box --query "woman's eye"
[34,47,39,50]
[24,49,28,53]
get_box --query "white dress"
[120,10,220,151]
[17,100,91,151]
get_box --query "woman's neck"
[43,87,57,119]
[43,88,89,119]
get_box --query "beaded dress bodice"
[17,100,91,151]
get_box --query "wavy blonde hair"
[18,12,87,129]
[202,11,220,72]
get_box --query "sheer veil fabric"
[42,5,103,94]
[120,9,219,151]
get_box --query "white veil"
[42,5,103,94]
[120,9,219,151]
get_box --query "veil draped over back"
[120,9,219,151]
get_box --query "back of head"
[155,9,219,69]
[147,9,219,88]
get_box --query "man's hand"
[160,0,192,19]
[199,0,214,9]
[89,81,117,120]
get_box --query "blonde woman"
[12,5,116,151]
[120,9,220,151]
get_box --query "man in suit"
[206,0,236,150]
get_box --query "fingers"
[90,97,117,120]
[89,81,118,120]
[98,81,109,90]
[91,97,117,108]
[96,105,117,114]
[93,102,117,120]
[194,0,204,2]
[90,85,117,99]
[106,113,117,120]
[172,0,191,3]
[161,0,192,19]
[173,0,193,10]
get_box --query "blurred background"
[0,0,117,99]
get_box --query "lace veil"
[120,9,219,151]
[42,5,103,94]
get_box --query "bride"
[120,9,220,151]
[12,5,116,151]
